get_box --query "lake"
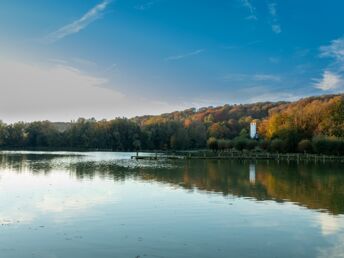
[0,151,344,258]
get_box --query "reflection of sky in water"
[0,169,118,225]
[0,152,343,258]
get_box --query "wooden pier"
[131,152,344,163]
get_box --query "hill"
[0,94,343,154]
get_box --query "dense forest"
[0,94,343,154]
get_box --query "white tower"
[250,122,257,139]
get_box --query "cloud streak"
[0,59,124,122]
[165,49,205,61]
[268,2,281,34]
[135,0,158,10]
[315,36,344,91]
[222,73,281,82]
[253,74,281,81]
[0,59,190,122]
[46,0,112,43]
[320,37,344,68]
[313,71,343,91]
[240,0,257,20]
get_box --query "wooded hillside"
[0,94,343,154]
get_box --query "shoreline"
[1,148,344,163]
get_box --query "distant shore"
[1,148,343,163]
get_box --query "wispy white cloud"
[221,73,248,82]
[46,0,112,43]
[103,63,119,74]
[293,48,311,58]
[0,58,192,122]
[165,49,205,61]
[315,37,344,91]
[271,24,281,34]
[135,0,158,10]
[240,0,257,20]
[268,57,280,64]
[248,91,298,103]
[222,40,263,50]
[48,57,97,68]
[253,74,281,81]
[268,2,277,16]
[268,2,281,34]
[225,85,300,103]
[222,73,281,82]
[313,70,344,91]
[0,59,124,122]
[72,58,97,67]
[320,37,344,69]
[48,58,68,64]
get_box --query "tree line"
[0,118,207,151]
[0,94,343,154]
[258,95,344,155]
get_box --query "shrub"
[233,137,248,151]
[273,128,302,153]
[258,139,269,150]
[246,139,258,150]
[270,139,285,153]
[207,137,218,151]
[297,139,313,153]
[217,139,233,151]
[312,136,344,155]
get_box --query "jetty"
[131,151,344,163]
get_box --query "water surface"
[0,151,344,258]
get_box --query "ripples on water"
[0,151,344,258]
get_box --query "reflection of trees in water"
[71,160,344,215]
[70,161,133,181]
[0,153,61,174]
[138,160,269,201]
[0,154,133,180]
[255,162,344,214]
[1,153,344,215]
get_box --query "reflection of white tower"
[249,164,256,184]
[250,122,257,139]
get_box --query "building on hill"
[250,122,258,139]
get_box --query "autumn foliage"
[0,94,343,154]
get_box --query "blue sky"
[0,0,343,122]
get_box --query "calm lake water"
[0,151,344,258]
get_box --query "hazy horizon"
[1,0,344,123]
[0,92,342,124]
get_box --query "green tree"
[207,137,218,152]
[270,139,284,153]
[297,139,313,153]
